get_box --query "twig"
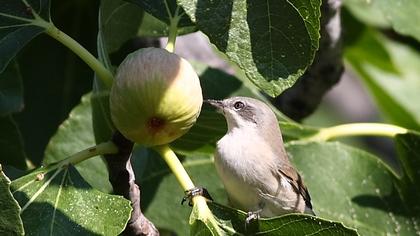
[271,0,344,121]
[104,132,159,236]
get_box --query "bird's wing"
[277,164,313,210]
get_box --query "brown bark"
[104,132,159,236]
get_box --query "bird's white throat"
[216,125,275,168]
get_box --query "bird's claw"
[181,187,213,206]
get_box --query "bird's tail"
[304,206,316,216]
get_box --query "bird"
[205,97,314,219]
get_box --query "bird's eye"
[233,101,245,110]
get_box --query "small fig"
[109,48,203,146]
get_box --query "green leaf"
[0,61,23,116]
[126,0,195,27]
[280,121,319,141]
[11,164,131,236]
[287,138,420,235]
[178,0,321,97]
[0,116,27,169]
[0,164,24,236]
[189,202,226,235]
[43,94,112,193]
[394,132,420,212]
[345,30,420,130]
[0,61,26,169]
[255,214,357,236]
[91,77,114,144]
[343,0,390,28]
[344,0,420,43]
[99,0,144,55]
[138,12,197,37]
[192,202,357,235]
[372,0,420,42]
[171,106,225,155]
[2,165,26,181]
[0,0,50,73]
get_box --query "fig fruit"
[109,47,202,146]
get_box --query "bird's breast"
[214,128,278,211]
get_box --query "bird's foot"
[181,187,213,206]
[245,211,260,224]
[244,210,261,233]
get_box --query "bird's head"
[205,97,278,132]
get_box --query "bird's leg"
[181,187,213,206]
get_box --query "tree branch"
[104,132,159,236]
[271,0,344,121]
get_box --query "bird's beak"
[204,99,224,112]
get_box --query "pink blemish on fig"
[148,117,165,133]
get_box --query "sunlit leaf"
[345,30,420,130]
[375,0,420,42]
[288,136,420,235]
[178,0,321,97]
[190,202,357,235]
[11,164,131,235]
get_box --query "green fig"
[110,47,203,146]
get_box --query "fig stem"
[154,144,221,231]
[154,145,194,190]
[43,23,114,88]
[300,123,408,142]
[164,4,181,52]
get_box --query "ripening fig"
[109,47,203,146]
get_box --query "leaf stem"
[43,24,114,88]
[52,141,118,169]
[302,123,408,142]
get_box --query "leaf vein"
[49,168,68,236]
[20,167,63,213]
[0,12,34,23]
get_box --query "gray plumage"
[206,97,314,217]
